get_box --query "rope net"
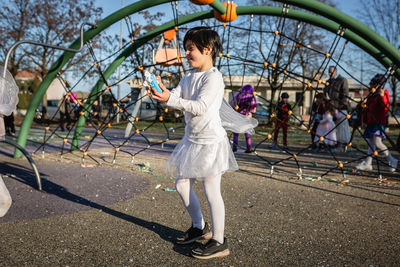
[28,2,399,182]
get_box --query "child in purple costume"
[230,84,257,153]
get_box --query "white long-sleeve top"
[167,67,227,144]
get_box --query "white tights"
[365,135,395,165]
[0,175,12,217]
[175,174,225,244]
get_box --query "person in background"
[4,112,16,136]
[310,93,326,151]
[324,66,350,151]
[324,66,349,109]
[314,100,337,152]
[334,105,351,152]
[355,74,398,172]
[272,92,291,149]
[230,84,257,153]
[89,99,101,126]
[58,94,73,131]
[69,92,79,119]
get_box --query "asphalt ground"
[1,135,400,266]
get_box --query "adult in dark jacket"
[324,66,349,111]
[324,66,351,151]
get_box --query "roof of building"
[15,69,42,80]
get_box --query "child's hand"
[149,76,170,103]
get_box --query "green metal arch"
[15,0,400,157]
[272,0,400,69]
[70,6,400,148]
[236,6,400,78]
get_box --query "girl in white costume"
[150,27,256,259]
[314,101,337,151]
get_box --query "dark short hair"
[369,74,387,88]
[281,92,289,99]
[316,93,324,99]
[183,27,222,64]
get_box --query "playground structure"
[5,0,400,181]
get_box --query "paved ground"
[0,162,148,222]
[1,129,400,266]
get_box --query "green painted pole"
[210,0,227,14]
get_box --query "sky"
[94,0,363,47]
[87,0,365,97]
[94,0,362,36]
[96,0,361,18]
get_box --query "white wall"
[46,78,67,100]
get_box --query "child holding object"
[0,66,19,217]
[355,74,398,172]
[230,84,257,153]
[150,27,257,259]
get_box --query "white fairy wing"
[0,66,19,116]
[0,175,12,217]
[220,98,258,134]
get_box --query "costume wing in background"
[0,66,19,116]
[220,98,258,134]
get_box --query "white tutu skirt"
[335,110,351,143]
[165,135,238,179]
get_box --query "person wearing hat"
[230,84,257,153]
[272,92,292,149]
[355,74,398,172]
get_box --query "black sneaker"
[232,146,237,152]
[191,238,230,259]
[245,149,253,153]
[175,222,212,245]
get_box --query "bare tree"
[238,0,335,118]
[0,0,103,78]
[358,0,400,113]
[0,0,35,76]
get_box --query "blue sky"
[96,0,361,18]
[95,0,362,37]
[88,0,364,97]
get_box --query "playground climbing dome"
[12,0,400,181]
